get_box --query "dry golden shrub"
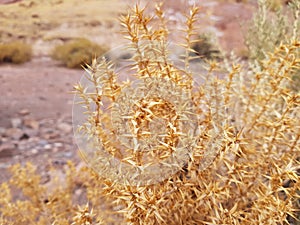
[0,3,299,225]
[0,41,32,64]
[51,38,108,68]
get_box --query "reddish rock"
[0,143,16,158]
[23,118,40,130]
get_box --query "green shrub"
[51,38,108,68]
[0,41,32,64]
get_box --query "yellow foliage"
[0,41,32,64]
[51,38,108,68]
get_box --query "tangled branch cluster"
[71,4,300,224]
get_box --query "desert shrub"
[73,4,299,225]
[0,41,32,64]
[51,38,108,68]
[245,0,299,60]
[267,0,284,11]
[0,162,108,225]
[245,0,300,91]
[235,0,290,7]
[245,0,287,61]
[0,3,300,225]
[190,34,221,60]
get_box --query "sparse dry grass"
[0,41,32,64]
[51,38,108,68]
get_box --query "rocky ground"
[0,111,78,181]
[0,57,83,182]
[0,0,256,184]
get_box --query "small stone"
[13,155,21,160]
[31,149,38,154]
[0,143,16,158]
[24,118,39,130]
[19,133,30,140]
[52,159,67,166]
[41,128,59,139]
[19,109,30,116]
[23,128,38,137]
[38,140,49,146]
[43,133,60,140]
[17,143,26,151]
[0,127,5,136]
[11,118,22,128]
[44,144,52,150]
[53,142,63,148]
[5,128,24,140]
[63,152,73,158]
[57,122,72,133]
[27,136,39,142]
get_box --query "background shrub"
[245,0,299,60]
[0,41,32,64]
[244,0,300,92]
[190,34,221,60]
[51,38,108,68]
